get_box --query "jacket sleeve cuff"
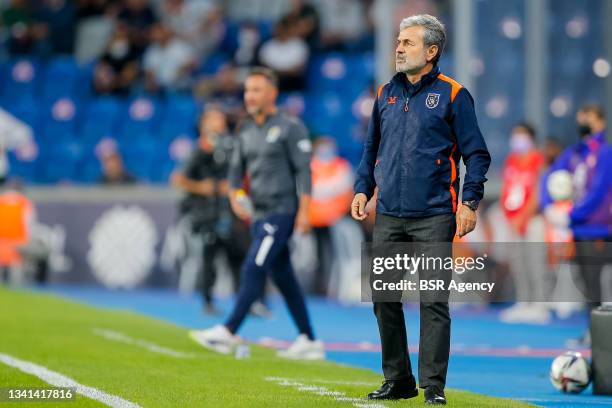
[461,190,482,203]
[354,184,373,200]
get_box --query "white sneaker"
[500,303,551,324]
[189,325,240,355]
[499,302,530,323]
[277,335,325,360]
[519,304,551,324]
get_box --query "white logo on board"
[87,205,158,289]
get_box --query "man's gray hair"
[399,14,446,64]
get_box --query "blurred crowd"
[0,0,376,96]
[465,105,612,344]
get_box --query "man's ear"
[426,45,439,63]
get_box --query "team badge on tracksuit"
[426,93,440,109]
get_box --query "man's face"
[199,110,227,145]
[102,154,123,179]
[395,26,436,74]
[244,75,277,116]
[576,110,598,137]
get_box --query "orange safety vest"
[0,191,33,266]
[545,200,574,266]
[309,157,353,228]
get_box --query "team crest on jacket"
[266,126,281,142]
[426,93,440,109]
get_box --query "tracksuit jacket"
[354,65,491,217]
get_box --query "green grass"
[0,287,535,407]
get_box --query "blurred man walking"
[190,67,324,360]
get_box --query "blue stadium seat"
[163,96,198,125]
[36,142,83,184]
[72,148,101,183]
[0,59,41,102]
[40,97,80,144]
[160,96,198,141]
[75,62,95,102]
[81,97,123,144]
[198,51,231,75]
[308,53,368,97]
[3,101,41,136]
[120,143,157,182]
[149,144,177,183]
[6,152,38,183]
[118,96,162,140]
[303,91,352,135]
[42,58,80,100]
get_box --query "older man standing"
[352,15,490,404]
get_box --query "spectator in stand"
[195,64,244,122]
[98,150,137,185]
[143,22,196,93]
[312,0,368,50]
[161,0,223,60]
[258,16,309,91]
[93,23,140,95]
[284,0,320,49]
[117,0,156,55]
[233,21,262,68]
[34,0,77,56]
[76,0,120,20]
[1,0,36,55]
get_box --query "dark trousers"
[200,230,244,305]
[225,213,314,339]
[575,236,612,311]
[372,213,456,389]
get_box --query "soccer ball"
[550,351,591,393]
[547,170,573,201]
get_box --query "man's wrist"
[462,200,479,211]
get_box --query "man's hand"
[198,179,215,195]
[295,194,312,234]
[295,209,311,234]
[171,173,216,197]
[229,191,251,221]
[351,193,369,221]
[456,204,477,237]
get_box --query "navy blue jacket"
[354,66,491,217]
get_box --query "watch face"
[464,201,478,210]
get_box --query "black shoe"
[367,380,418,400]
[203,303,222,316]
[424,385,446,405]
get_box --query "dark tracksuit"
[179,141,234,306]
[225,111,315,339]
[354,66,491,389]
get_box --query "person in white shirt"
[143,22,196,92]
[258,16,309,91]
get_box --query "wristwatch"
[462,200,479,211]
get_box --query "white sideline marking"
[93,328,195,359]
[524,398,612,405]
[309,379,380,386]
[265,376,386,408]
[0,352,140,408]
